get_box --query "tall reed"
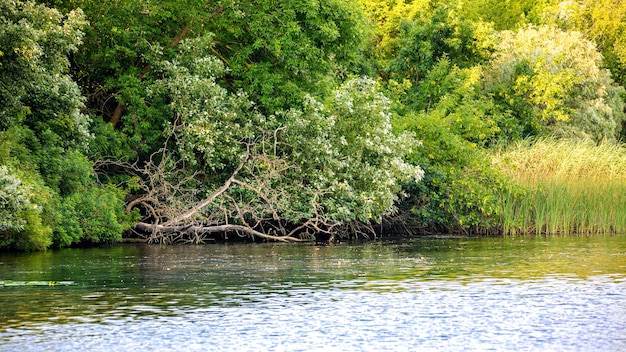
[491,138,626,235]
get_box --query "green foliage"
[3,0,624,246]
[282,78,423,223]
[0,162,54,251]
[88,121,131,160]
[388,2,496,86]
[0,1,133,250]
[552,0,626,140]
[485,25,625,141]
[548,0,626,88]
[0,125,134,250]
[357,0,429,56]
[0,165,32,234]
[0,0,90,143]
[378,4,507,232]
[46,0,223,161]
[22,1,355,183]
[396,106,508,232]
[47,0,208,108]
[342,0,626,235]
[54,185,137,247]
[209,0,374,114]
[359,0,498,75]
[47,0,373,164]
[459,0,559,30]
[153,35,422,226]
[0,124,91,196]
[153,35,271,173]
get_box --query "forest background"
[1,0,626,250]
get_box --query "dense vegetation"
[492,138,626,235]
[1,0,625,250]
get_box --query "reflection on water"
[1,235,626,351]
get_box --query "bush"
[54,185,137,247]
[397,110,509,233]
[0,165,53,251]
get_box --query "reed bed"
[491,138,626,235]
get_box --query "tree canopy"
[486,25,625,142]
[1,0,626,249]
[0,0,134,250]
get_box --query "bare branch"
[135,222,305,242]
[163,152,249,225]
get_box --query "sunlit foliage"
[486,25,625,142]
[492,138,626,235]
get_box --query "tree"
[485,25,625,142]
[102,36,423,243]
[0,165,52,250]
[459,0,559,30]
[0,0,134,250]
[208,0,374,114]
[359,1,506,233]
[387,2,497,113]
[44,0,219,160]
[0,0,89,139]
[356,0,429,63]
[393,63,508,233]
[281,78,423,226]
[543,0,626,88]
[46,0,374,165]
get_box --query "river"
[1,235,625,351]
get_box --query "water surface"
[1,235,625,351]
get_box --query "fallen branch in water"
[134,222,304,243]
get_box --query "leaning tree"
[95,36,423,243]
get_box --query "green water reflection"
[0,235,625,331]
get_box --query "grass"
[491,138,626,235]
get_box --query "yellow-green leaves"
[487,25,625,141]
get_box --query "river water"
[1,235,625,351]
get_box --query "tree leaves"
[487,25,625,142]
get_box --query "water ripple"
[1,236,626,351]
